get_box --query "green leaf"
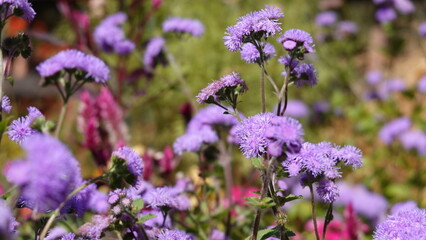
[136,213,156,224]
[251,158,265,169]
[244,196,276,209]
[132,198,144,213]
[277,194,303,205]
[7,76,14,86]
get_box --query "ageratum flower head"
[264,116,304,156]
[94,12,135,55]
[186,105,240,132]
[36,49,110,84]
[0,0,36,22]
[240,42,276,63]
[144,186,190,211]
[143,37,166,70]
[0,199,19,239]
[278,29,315,54]
[417,75,426,93]
[315,11,338,27]
[8,106,43,144]
[292,63,318,87]
[378,117,411,145]
[196,72,247,104]
[1,95,11,113]
[157,229,194,240]
[5,134,82,212]
[173,127,219,155]
[224,5,284,52]
[162,17,204,37]
[110,146,144,188]
[419,22,426,37]
[316,179,339,203]
[373,207,426,240]
[79,215,113,239]
[398,130,426,156]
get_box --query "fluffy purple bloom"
[187,105,240,132]
[378,117,411,144]
[8,106,43,144]
[336,21,359,36]
[419,22,426,37]
[163,17,204,37]
[293,63,318,87]
[1,95,11,113]
[278,29,315,53]
[385,78,406,92]
[315,11,338,27]
[284,100,309,118]
[393,0,415,14]
[224,5,284,51]
[316,179,339,203]
[373,207,426,240]
[112,146,144,180]
[6,134,82,212]
[144,186,190,211]
[143,37,166,69]
[417,75,426,93]
[158,229,194,240]
[36,49,110,83]
[398,130,426,156]
[79,215,113,239]
[60,233,76,240]
[141,209,172,228]
[240,42,276,63]
[45,227,67,240]
[391,201,418,214]
[210,229,227,240]
[0,199,18,239]
[376,7,397,23]
[335,182,388,223]
[65,183,108,216]
[278,55,299,69]
[265,116,304,155]
[196,72,247,103]
[366,70,383,85]
[0,0,35,22]
[312,101,330,113]
[173,127,219,155]
[94,12,135,55]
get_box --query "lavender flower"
[196,72,247,104]
[417,75,426,93]
[94,12,135,55]
[45,227,67,240]
[240,42,276,63]
[64,183,108,216]
[419,22,426,37]
[283,100,309,118]
[173,127,219,155]
[143,37,166,69]
[366,70,383,85]
[315,11,338,27]
[141,209,172,228]
[391,201,418,214]
[6,134,82,212]
[316,179,339,203]
[36,49,110,83]
[112,146,144,185]
[79,215,113,239]
[293,63,318,87]
[162,17,204,37]
[393,0,415,14]
[278,29,315,53]
[378,117,411,144]
[224,5,284,51]
[157,229,194,240]
[278,55,299,69]
[375,7,397,23]
[210,229,227,240]
[187,105,240,132]
[8,106,43,144]
[0,199,18,239]
[1,95,11,113]
[373,207,426,240]
[144,186,190,211]
[0,0,36,22]
[385,78,406,92]
[265,116,304,155]
[336,21,359,36]
[398,130,426,156]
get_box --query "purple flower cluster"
[224,5,284,52]
[364,72,406,100]
[6,134,82,212]
[279,55,318,87]
[196,72,247,104]
[281,100,309,118]
[0,0,36,22]
[36,49,110,83]
[1,95,11,114]
[417,75,426,93]
[373,207,426,240]
[378,117,411,144]
[277,29,315,53]
[79,215,113,239]
[94,12,135,55]
[163,17,204,37]
[144,37,166,69]
[419,22,426,37]
[0,199,19,239]
[173,126,218,155]
[144,186,190,211]
[399,130,426,156]
[315,11,358,41]
[112,146,144,181]
[315,11,338,27]
[65,182,109,216]
[157,229,194,240]
[8,106,43,144]
[374,0,415,23]
[240,42,276,63]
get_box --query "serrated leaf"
[277,194,303,205]
[136,213,156,224]
[251,158,264,169]
[244,196,276,209]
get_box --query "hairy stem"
[54,102,68,138]
[308,184,320,240]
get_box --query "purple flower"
[284,100,309,118]
[158,229,194,240]
[316,179,339,203]
[376,7,397,23]
[293,63,318,87]
[393,0,415,14]
[60,233,76,240]
[144,186,190,211]
[143,37,166,69]
[419,22,426,37]
[418,75,426,93]
[79,215,113,239]
[187,105,240,132]
[141,209,172,228]
[5,134,82,212]
[173,127,219,155]
[385,78,406,92]
[210,229,227,240]
[36,49,110,84]
[278,29,315,53]
[45,227,67,240]
[162,17,204,37]
[398,130,426,156]
[112,146,144,180]
[366,70,383,85]
[265,116,304,155]
[196,72,247,103]
[378,117,411,144]
[224,5,284,52]
[94,12,135,55]
[336,21,359,36]
[315,11,338,27]
[240,42,276,63]
[0,0,36,22]
[8,106,43,144]
[391,201,418,214]
[278,55,299,69]
[64,183,108,216]
[373,207,426,240]
[1,95,11,113]
[0,199,18,239]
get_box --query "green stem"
[54,102,68,138]
[308,183,320,240]
[187,211,209,240]
[38,174,106,240]
[260,65,266,113]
